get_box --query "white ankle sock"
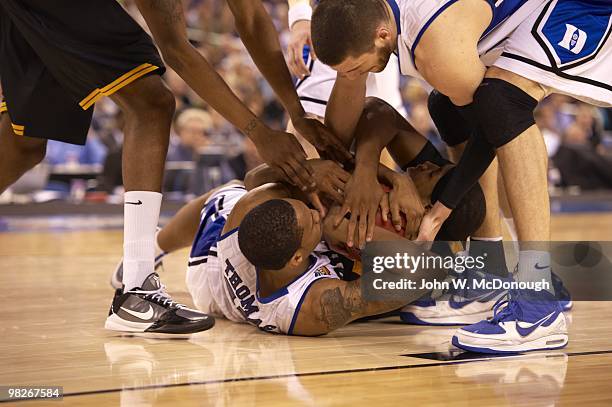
[123,191,163,291]
[517,250,554,294]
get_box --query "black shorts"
[0,0,165,145]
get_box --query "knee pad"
[473,78,538,148]
[401,140,449,171]
[427,90,472,147]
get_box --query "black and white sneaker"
[105,273,215,334]
[110,254,165,290]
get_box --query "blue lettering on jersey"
[224,259,278,331]
[190,197,226,258]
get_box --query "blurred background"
[1,0,611,215]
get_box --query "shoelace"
[131,286,184,309]
[490,290,521,323]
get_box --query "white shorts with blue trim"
[493,0,611,106]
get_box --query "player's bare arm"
[331,96,424,247]
[413,0,491,106]
[324,73,368,147]
[228,0,351,164]
[136,0,320,191]
[291,215,446,336]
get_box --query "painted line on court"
[2,349,612,403]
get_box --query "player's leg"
[157,181,243,254]
[0,113,47,193]
[105,75,214,333]
[452,69,568,353]
[107,74,174,293]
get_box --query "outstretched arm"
[135,0,315,190]
[228,0,350,163]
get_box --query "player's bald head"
[312,0,390,67]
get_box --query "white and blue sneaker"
[400,268,507,326]
[552,272,572,311]
[452,290,568,354]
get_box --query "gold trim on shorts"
[79,63,160,110]
[0,102,7,114]
[11,122,24,136]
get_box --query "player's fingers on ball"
[358,206,368,248]
[331,176,346,194]
[379,194,390,222]
[366,207,377,243]
[347,211,358,247]
[390,202,402,231]
[281,162,302,189]
[327,184,343,203]
[309,192,326,217]
[334,202,350,227]
[335,166,351,182]
[290,159,315,191]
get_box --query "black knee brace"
[472,78,538,148]
[427,90,472,147]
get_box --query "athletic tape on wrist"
[288,3,313,28]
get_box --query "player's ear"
[376,26,391,42]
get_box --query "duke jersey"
[391,0,548,78]
[185,185,343,335]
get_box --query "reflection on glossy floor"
[1,214,612,406]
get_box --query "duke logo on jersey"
[558,24,588,54]
[536,0,611,67]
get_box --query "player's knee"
[15,140,47,169]
[118,76,176,121]
[472,78,538,148]
[427,90,470,147]
[142,81,176,119]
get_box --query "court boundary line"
[2,349,612,403]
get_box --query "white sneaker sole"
[452,333,568,354]
[400,309,494,326]
[104,313,153,333]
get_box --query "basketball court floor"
[1,212,612,406]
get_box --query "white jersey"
[394,0,548,78]
[185,185,342,334]
[296,50,406,118]
[392,0,610,105]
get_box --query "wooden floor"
[1,213,612,406]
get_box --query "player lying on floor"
[108,151,485,335]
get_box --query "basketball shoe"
[105,272,215,334]
[452,289,568,354]
[399,267,508,326]
[552,272,572,311]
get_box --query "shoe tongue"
[141,273,162,291]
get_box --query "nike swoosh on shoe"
[515,312,556,337]
[120,305,154,321]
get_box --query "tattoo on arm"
[317,282,365,331]
[150,0,184,25]
[243,118,260,137]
